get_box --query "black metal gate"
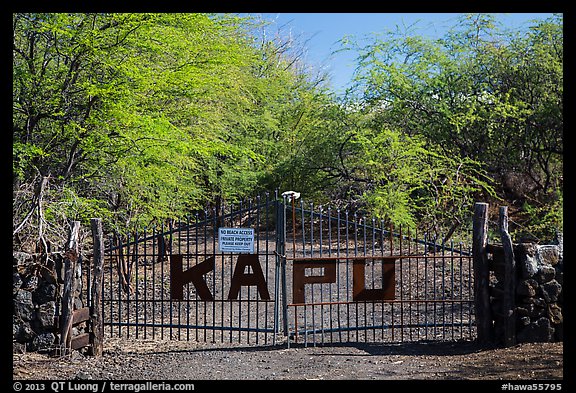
[102,192,476,346]
[280,197,476,347]
[103,193,282,345]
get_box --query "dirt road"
[13,338,563,381]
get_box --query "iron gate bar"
[134,230,139,339]
[399,226,403,342]
[407,227,412,341]
[236,203,241,343]
[104,201,276,253]
[194,212,199,342]
[255,198,259,343]
[284,255,470,260]
[389,225,395,343]
[289,299,475,306]
[211,208,218,343]
[104,299,275,303]
[442,238,447,339]
[143,227,148,340]
[168,221,173,340]
[106,322,275,333]
[289,205,471,256]
[105,297,472,316]
[289,321,473,340]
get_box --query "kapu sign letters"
[170,227,395,303]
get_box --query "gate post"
[280,195,289,337]
[473,202,494,344]
[89,218,105,356]
[499,206,516,347]
[273,195,287,343]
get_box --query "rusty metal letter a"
[227,254,271,300]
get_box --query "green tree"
[13,13,150,247]
[345,13,562,240]
[12,12,333,251]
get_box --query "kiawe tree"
[342,13,562,241]
[13,13,147,248]
[12,12,332,250]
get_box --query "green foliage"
[339,124,494,232]
[346,13,562,236]
[13,12,331,245]
[515,191,563,243]
[12,12,562,251]
[44,186,113,225]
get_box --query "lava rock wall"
[13,252,86,353]
[489,236,563,345]
[514,241,563,343]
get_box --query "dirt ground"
[13,338,563,381]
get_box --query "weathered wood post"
[59,220,80,354]
[89,218,105,356]
[473,202,493,344]
[499,206,516,347]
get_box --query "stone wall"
[490,235,563,344]
[13,251,86,353]
[515,241,563,343]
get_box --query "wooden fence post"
[473,202,493,344]
[59,220,80,354]
[499,206,516,347]
[89,218,105,356]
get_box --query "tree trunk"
[59,220,80,354]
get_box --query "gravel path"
[13,339,563,381]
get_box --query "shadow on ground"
[138,339,490,357]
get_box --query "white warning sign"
[218,228,255,253]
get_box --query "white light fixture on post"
[281,191,301,257]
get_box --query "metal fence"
[102,193,476,346]
[102,194,281,345]
[282,198,475,347]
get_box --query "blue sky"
[254,13,557,96]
